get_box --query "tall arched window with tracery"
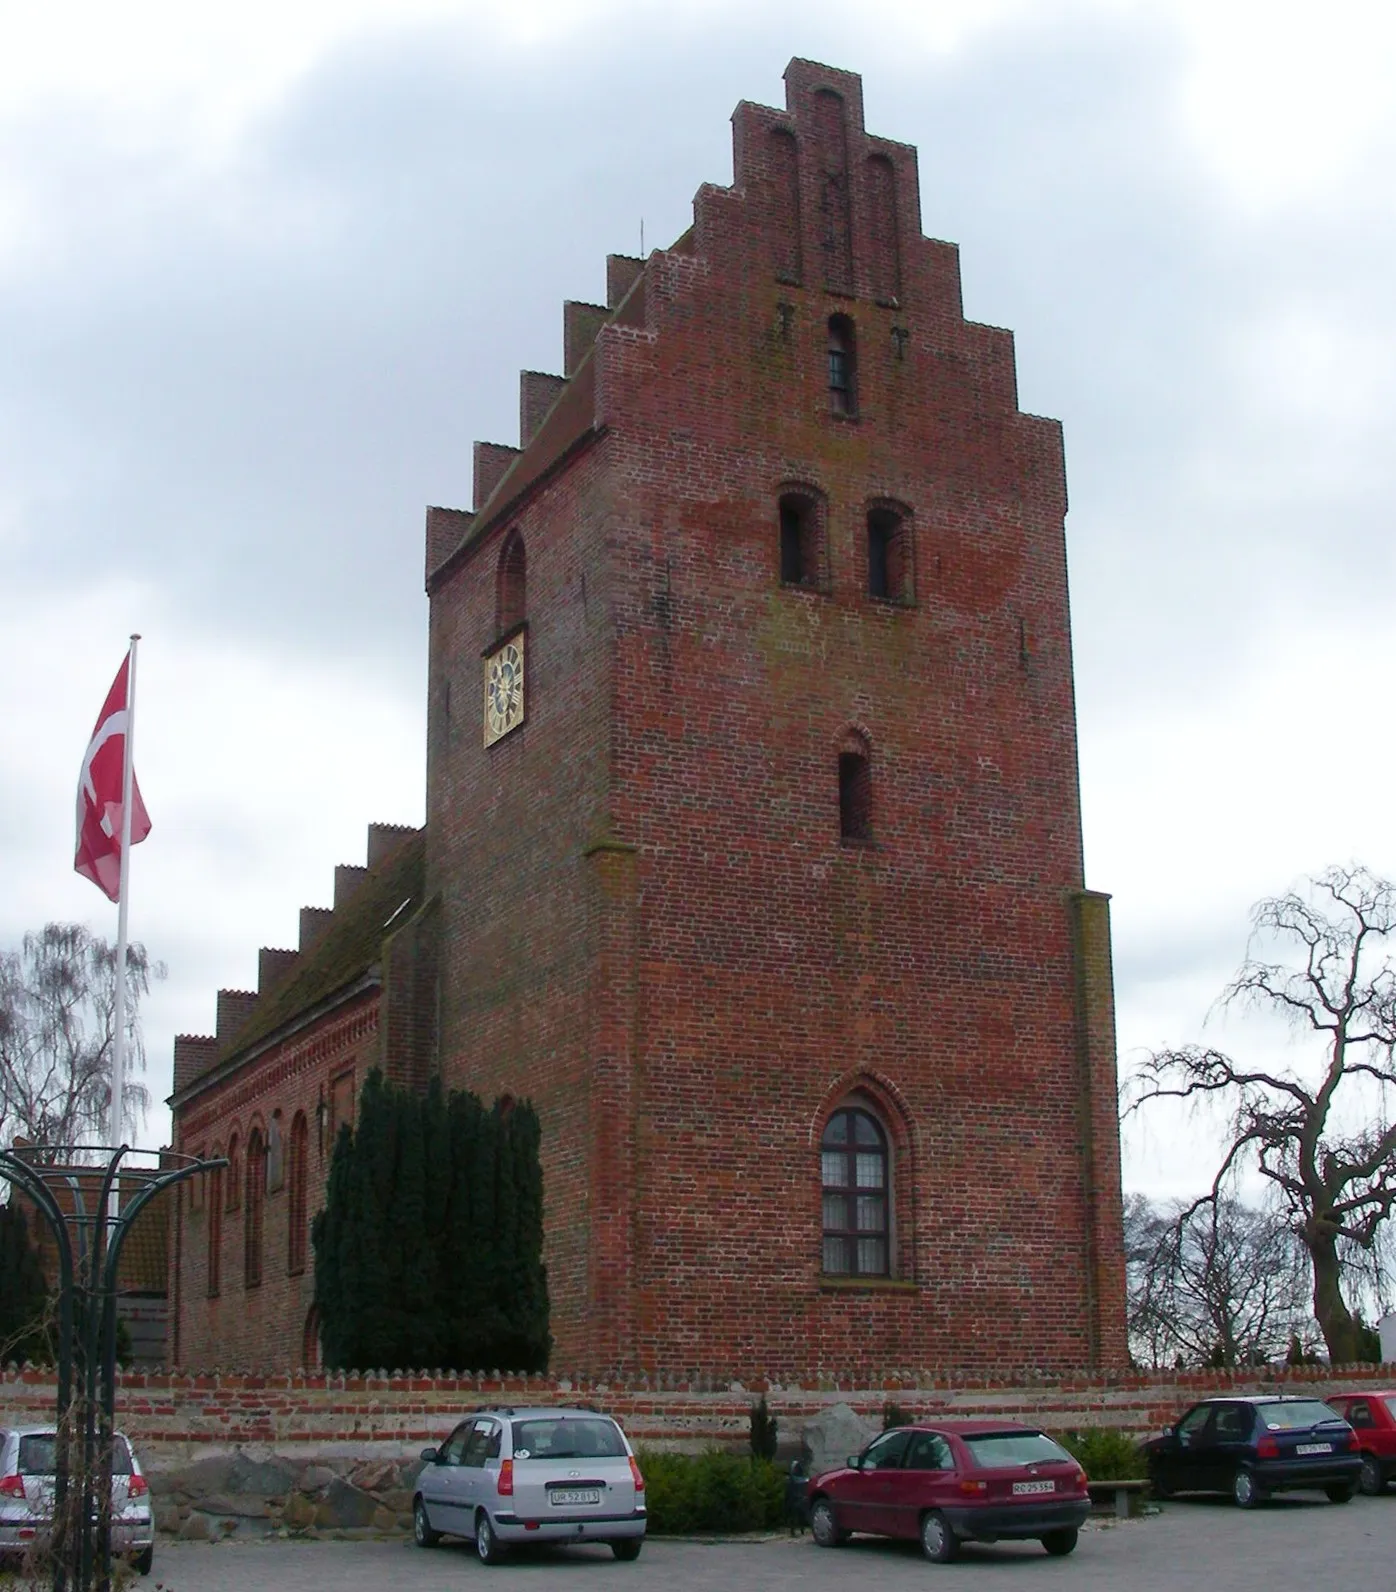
[821,1105,890,1276]
[496,529,526,635]
[244,1127,266,1288]
[287,1112,308,1276]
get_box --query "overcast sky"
[3,0,1394,1202]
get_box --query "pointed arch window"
[496,529,526,635]
[287,1112,309,1276]
[821,1106,889,1276]
[225,1132,241,1211]
[244,1128,266,1289]
[207,1158,223,1298]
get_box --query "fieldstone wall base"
[150,1449,423,1541]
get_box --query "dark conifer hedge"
[311,1071,550,1372]
[0,1201,49,1362]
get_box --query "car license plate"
[549,1488,601,1506]
[1296,1443,1332,1455]
[1012,1479,1055,1495]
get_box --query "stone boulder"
[315,1478,380,1531]
[800,1403,877,1478]
[226,1454,298,1498]
[199,1494,270,1519]
[177,1455,240,1500]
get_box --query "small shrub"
[749,1396,778,1461]
[882,1401,913,1431]
[635,1448,785,1534]
[1054,1428,1146,1481]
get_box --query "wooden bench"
[1086,1478,1149,1518]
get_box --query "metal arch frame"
[0,1143,225,1592]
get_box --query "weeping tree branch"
[0,924,164,1158]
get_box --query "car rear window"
[1257,1401,1343,1431]
[962,1432,1072,1468]
[18,1436,56,1474]
[1385,1398,1396,1424]
[17,1435,132,1475]
[511,1417,625,1460]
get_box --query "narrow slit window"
[828,315,856,417]
[839,749,872,842]
[495,530,526,635]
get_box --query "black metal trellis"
[0,1144,224,1592]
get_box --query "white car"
[0,1426,154,1576]
[413,1405,646,1563]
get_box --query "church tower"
[422,59,1126,1377]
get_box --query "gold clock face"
[483,635,525,746]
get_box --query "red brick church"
[170,59,1127,1377]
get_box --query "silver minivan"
[413,1406,646,1563]
[0,1427,154,1575]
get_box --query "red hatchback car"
[808,1422,1090,1563]
[1323,1392,1396,1496]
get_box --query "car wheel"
[413,1498,441,1548]
[1041,1529,1077,1558]
[134,1545,154,1576]
[1359,1456,1386,1497]
[1148,1464,1173,1500]
[1325,1482,1354,1504]
[809,1498,848,1547]
[919,1510,960,1564]
[475,1511,506,1564]
[1232,1467,1265,1509]
[611,1538,643,1561]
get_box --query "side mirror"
[846,1454,863,1470]
[420,1447,439,1464]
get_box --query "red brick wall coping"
[3,1365,1391,1450]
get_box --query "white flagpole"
[107,633,141,1162]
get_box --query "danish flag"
[74,655,150,902]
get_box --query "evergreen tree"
[311,1071,550,1372]
[0,1202,50,1363]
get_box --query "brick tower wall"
[425,58,1126,1377]
[425,442,618,1361]
[583,60,1121,1374]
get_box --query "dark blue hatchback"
[1145,1396,1361,1508]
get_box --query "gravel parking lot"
[140,1493,1394,1591]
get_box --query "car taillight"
[1074,1469,1088,1490]
[128,1474,148,1498]
[629,1456,645,1493]
[957,1478,988,1495]
[0,1475,25,1498]
[497,1459,514,1496]
[1257,1436,1279,1459]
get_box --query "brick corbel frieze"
[179,1001,378,1141]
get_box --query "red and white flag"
[74,655,150,902]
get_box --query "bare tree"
[1131,866,1396,1363]
[0,924,163,1157]
[1125,1192,1306,1368]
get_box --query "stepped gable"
[425,56,1039,596]
[169,826,425,1098]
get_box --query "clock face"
[483,635,525,746]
